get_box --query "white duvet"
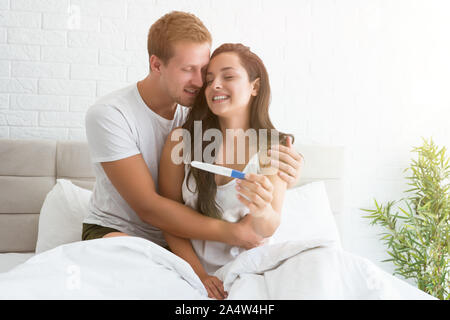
[0,236,434,300]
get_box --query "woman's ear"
[149,55,162,74]
[251,78,260,96]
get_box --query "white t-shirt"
[83,83,190,248]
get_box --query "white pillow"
[35,179,92,253]
[271,181,341,247]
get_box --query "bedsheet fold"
[0,236,435,300]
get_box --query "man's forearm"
[140,193,231,243]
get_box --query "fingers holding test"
[244,173,273,192]
[237,177,272,203]
[236,185,266,208]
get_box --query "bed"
[0,138,435,299]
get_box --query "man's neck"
[137,75,178,120]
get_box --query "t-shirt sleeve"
[85,104,140,163]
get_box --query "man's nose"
[192,69,203,88]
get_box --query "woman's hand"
[236,173,274,218]
[236,171,286,238]
[268,136,304,189]
[199,274,228,300]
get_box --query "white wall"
[1,0,449,278]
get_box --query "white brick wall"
[0,0,449,279]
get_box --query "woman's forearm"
[163,232,209,278]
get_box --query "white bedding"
[0,236,435,300]
[0,253,34,273]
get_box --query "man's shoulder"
[85,84,138,119]
[93,83,137,107]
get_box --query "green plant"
[361,137,449,300]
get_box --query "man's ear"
[149,55,163,74]
[251,78,260,96]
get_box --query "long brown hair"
[182,43,293,219]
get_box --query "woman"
[158,43,293,299]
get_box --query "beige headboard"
[0,138,345,253]
[0,139,95,253]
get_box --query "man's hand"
[101,154,236,244]
[230,214,264,250]
[268,136,304,189]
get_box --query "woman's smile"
[211,94,230,104]
[205,52,257,118]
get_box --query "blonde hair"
[147,11,212,64]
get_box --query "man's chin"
[177,97,196,107]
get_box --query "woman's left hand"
[268,136,304,189]
[236,173,274,217]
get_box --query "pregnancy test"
[191,161,246,180]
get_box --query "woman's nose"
[212,79,222,89]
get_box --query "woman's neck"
[218,108,251,137]
[217,109,259,167]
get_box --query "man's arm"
[100,155,225,241]
[100,131,263,249]
[84,105,261,246]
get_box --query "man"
[82,11,303,250]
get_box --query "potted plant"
[361,137,449,300]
